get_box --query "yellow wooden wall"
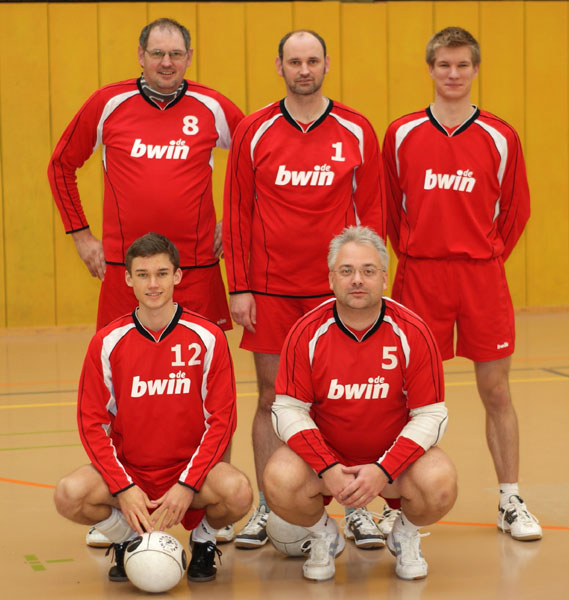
[0,1,567,327]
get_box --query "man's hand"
[320,464,356,504]
[72,228,106,280]
[151,483,194,530]
[229,293,256,333]
[213,221,223,258]
[116,486,159,535]
[337,464,389,508]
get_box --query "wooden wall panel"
[197,2,247,221]
[386,1,434,122]
[1,1,568,328]
[525,1,569,306]
[0,4,55,327]
[48,3,101,325]
[480,1,527,307]
[98,2,148,86]
[245,2,293,114]
[340,2,387,137]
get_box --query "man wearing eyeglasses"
[48,18,243,334]
[263,225,456,582]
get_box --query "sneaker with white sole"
[235,506,269,548]
[377,505,401,538]
[86,526,111,548]
[498,495,542,541]
[343,507,385,549]
[386,517,428,580]
[303,517,345,581]
[215,524,236,544]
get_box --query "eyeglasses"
[333,266,385,279]
[145,49,188,62]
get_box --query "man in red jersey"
[263,226,456,581]
[383,27,541,542]
[48,18,243,333]
[223,30,385,548]
[54,233,252,584]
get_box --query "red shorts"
[128,469,205,532]
[391,256,515,362]
[97,262,231,332]
[240,294,333,354]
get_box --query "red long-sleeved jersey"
[272,297,446,481]
[383,106,530,261]
[48,78,243,267]
[77,305,236,495]
[223,99,386,297]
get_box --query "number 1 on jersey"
[331,142,346,162]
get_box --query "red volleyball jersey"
[383,106,530,261]
[77,305,236,495]
[223,99,386,297]
[274,297,444,480]
[48,78,243,267]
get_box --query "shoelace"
[343,509,382,535]
[394,530,430,562]
[500,500,540,529]
[242,507,268,533]
[308,533,335,564]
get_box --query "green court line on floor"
[45,558,74,563]
[0,429,76,437]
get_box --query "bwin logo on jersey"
[327,376,389,400]
[130,138,190,160]
[424,168,476,192]
[275,164,335,186]
[131,372,191,397]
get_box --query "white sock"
[95,507,136,543]
[499,483,520,507]
[191,516,217,544]
[396,512,420,534]
[306,511,335,535]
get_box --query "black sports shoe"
[187,541,222,582]
[105,541,129,582]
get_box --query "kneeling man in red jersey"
[264,226,457,581]
[54,233,252,584]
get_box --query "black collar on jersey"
[280,98,333,132]
[332,299,386,342]
[426,105,480,137]
[137,76,188,110]
[132,303,183,342]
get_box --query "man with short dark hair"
[383,26,541,541]
[223,29,386,549]
[54,233,252,584]
[264,226,456,581]
[48,17,243,334]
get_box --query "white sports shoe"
[387,517,429,580]
[498,495,542,541]
[86,526,111,548]
[303,517,345,581]
[216,524,236,544]
[343,507,385,549]
[235,506,269,548]
[377,504,401,537]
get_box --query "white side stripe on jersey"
[383,315,411,368]
[272,394,316,443]
[474,119,508,223]
[308,316,336,367]
[186,91,232,150]
[177,319,217,483]
[393,116,429,213]
[250,114,282,161]
[97,91,140,168]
